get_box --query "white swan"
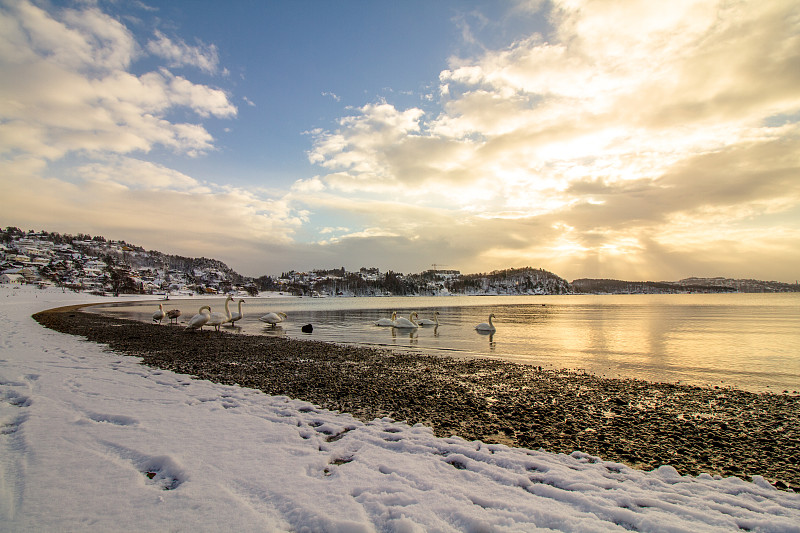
[152,303,166,324]
[207,295,233,332]
[475,313,496,332]
[259,311,287,328]
[228,299,244,327]
[166,308,181,325]
[394,312,419,329]
[374,311,397,327]
[207,312,226,331]
[224,295,234,322]
[187,305,212,330]
[417,311,439,326]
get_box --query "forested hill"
[451,267,572,295]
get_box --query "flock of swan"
[153,298,498,333]
[374,310,497,332]
[374,311,434,328]
[152,295,285,331]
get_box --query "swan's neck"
[488,315,494,326]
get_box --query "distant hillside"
[70,238,243,285]
[3,227,242,279]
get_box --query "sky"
[1,0,799,282]
[3,285,800,531]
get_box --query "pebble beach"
[34,305,800,492]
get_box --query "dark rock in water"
[301,324,313,333]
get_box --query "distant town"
[2,227,798,296]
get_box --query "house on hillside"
[5,253,30,264]
[0,273,24,284]
[3,267,39,283]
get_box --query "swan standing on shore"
[416,311,439,326]
[152,304,166,324]
[207,295,233,332]
[475,313,496,332]
[187,306,212,330]
[228,299,244,327]
[374,311,397,326]
[260,312,287,328]
[394,312,419,329]
[206,312,225,331]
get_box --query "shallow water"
[91,293,800,393]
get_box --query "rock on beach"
[33,306,800,492]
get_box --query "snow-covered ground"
[1,285,798,532]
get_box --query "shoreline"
[34,305,800,492]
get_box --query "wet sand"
[34,306,800,492]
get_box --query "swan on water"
[394,312,419,329]
[259,311,287,327]
[374,311,397,327]
[187,306,212,330]
[166,309,181,325]
[475,313,496,332]
[416,311,439,326]
[152,303,166,324]
[227,299,244,327]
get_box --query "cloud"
[74,156,205,192]
[298,0,800,281]
[146,30,220,74]
[0,1,236,165]
[6,0,137,72]
[157,68,236,118]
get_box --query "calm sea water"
[90,293,800,393]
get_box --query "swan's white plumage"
[394,312,419,329]
[374,311,397,326]
[152,303,166,323]
[187,306,212,330]
[259,312,287,327]
[417,311,439,326]
[475,313,496,332]
[207,295,233,331]
[228,299,244,326]
[206,313,226,331]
